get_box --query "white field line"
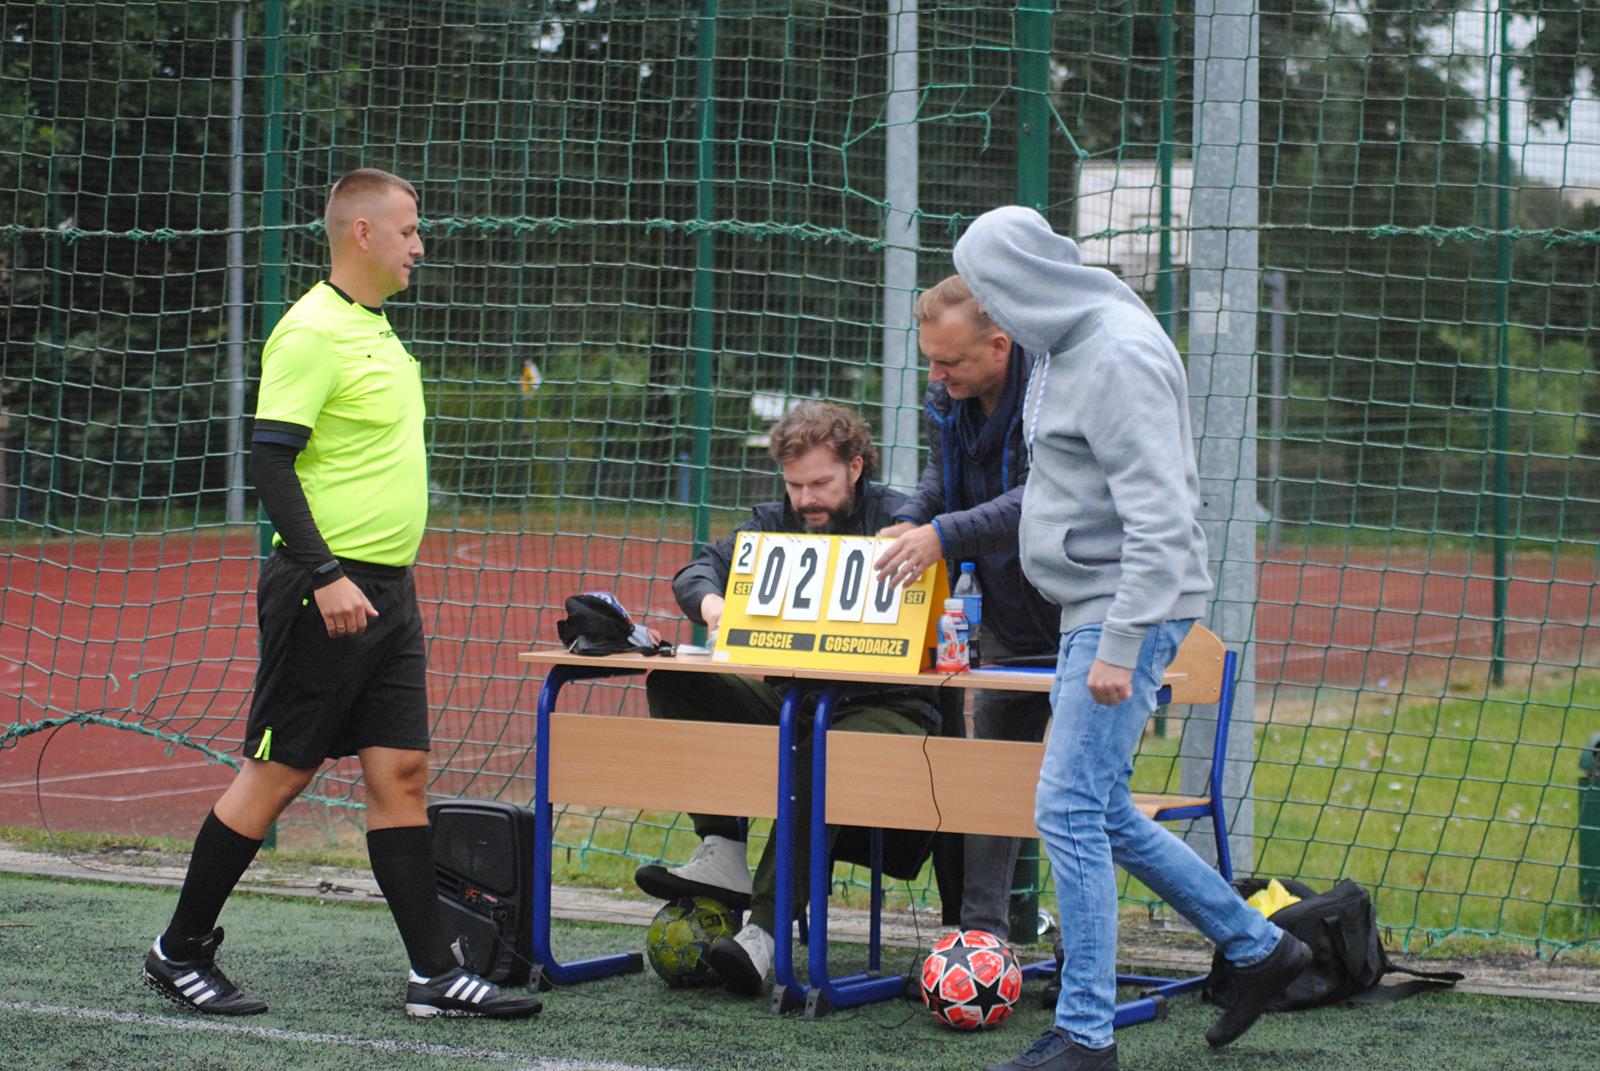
[0,761,221,792]
[1,1000,701,1071]
[1258,619,1554,669]
[0,783,231,802]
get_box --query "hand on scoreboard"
[872,523,941,590]
[699,593,726,631]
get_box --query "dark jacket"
[672,479,940,731]
[892,345,1059,657]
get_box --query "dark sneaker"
[141,929,267,1016]
[986,1028,1118,1071]
[634,835,753,910]
[1205,932,1312,1048]
[704,923,773,997]
[405,967,543,1019]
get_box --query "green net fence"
[3,0,1598,952]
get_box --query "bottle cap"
[944,598,964,612]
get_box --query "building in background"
[1073,160,1193,296]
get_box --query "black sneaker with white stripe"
[404,967,543,1019]
[142,928,267,1015]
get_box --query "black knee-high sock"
[367,824,454,977]
[163,810,264,950]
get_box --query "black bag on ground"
[1204,878,1462,1011]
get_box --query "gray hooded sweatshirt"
[953,205,1212,669]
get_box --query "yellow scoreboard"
[714,532,949,674]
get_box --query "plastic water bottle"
[953,562,983,667]
[935,598,970,673]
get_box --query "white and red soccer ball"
[919,929,1024,1030]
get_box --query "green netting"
[3,0,1598,951]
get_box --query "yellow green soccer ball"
[644,896,736,987]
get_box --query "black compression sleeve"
[251,436,344,585]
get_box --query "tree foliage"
[1,0,1594,528]
[1504,0,1600,128]
[2,1,251,525]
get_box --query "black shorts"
[242,550,430,770]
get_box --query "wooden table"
[514,647,1057,994]
[518,629,1235,1021]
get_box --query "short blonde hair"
[914,274,996,331]
[325,168,418,240]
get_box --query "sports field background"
[5,0,1600,967]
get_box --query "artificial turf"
[3,872,1594,1071]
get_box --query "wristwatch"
[311,558,345,587]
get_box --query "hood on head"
[952,205,1156,355]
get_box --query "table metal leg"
[804,693,907,1017]
[530,665,644,985]
[769,685,809,1013]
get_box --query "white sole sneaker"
[635,835,753,909]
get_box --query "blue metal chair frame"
[786,649,1241,1021]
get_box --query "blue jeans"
[1037,620,1280,1048]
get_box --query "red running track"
[1256,542,1600,691]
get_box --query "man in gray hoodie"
[953,206,1310,1071]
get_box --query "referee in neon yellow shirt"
[141,169,540,1021]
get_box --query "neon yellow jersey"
[256,282,428,566]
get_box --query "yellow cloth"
[1246,878,1302,917]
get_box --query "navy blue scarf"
[953,344,1027,496]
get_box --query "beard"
[797,492,858,533]
[801,507,850,534]
[791,474,860,533]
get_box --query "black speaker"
[428,799,537,987]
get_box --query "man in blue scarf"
[874,274,1060,945]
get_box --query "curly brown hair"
[767,401,878,481]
